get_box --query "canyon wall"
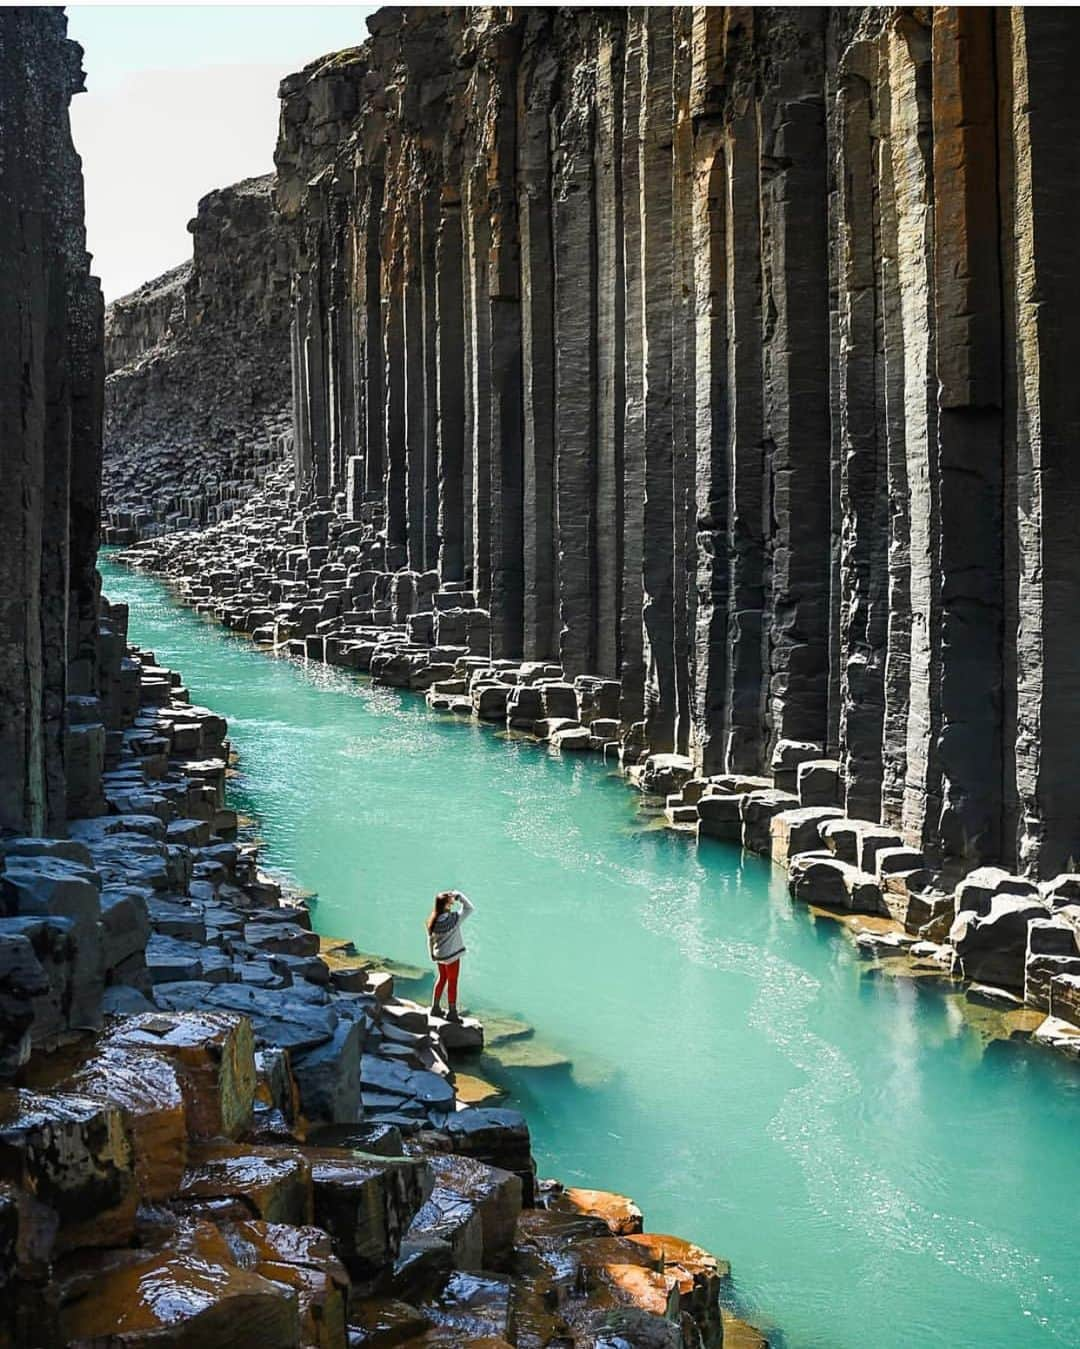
[0,8,105,836]
[277,6,1080,878]
[102,175,293,539]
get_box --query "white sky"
[67,4,375,302]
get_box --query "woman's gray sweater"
[428,892,474,963]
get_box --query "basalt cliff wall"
[0,8,105,837]
[275,6,1080,879]
[102,175,293,539]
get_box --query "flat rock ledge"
[0,606,764,1348]
[108,472,1080,1070]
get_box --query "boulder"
[178,1141,313,1225]
[550,726,592,752]
[544,1186,643,1236]
[769,807,843,869]
[739,790,799,855]
[695,793,745,844]
[540,683,579,720]
[308,1147,431,1280]
[1041,874,1080,909]
[423,1153,522,1270]
[1050,973,1080,1028]
[220,1220,349,1349]
[421,1269,512,1340]
[639,755,695,799]
[58,1218,301,1347]
[105,1009,256,1140]
[0,1089,135,1252]
[950,894,1048,990]
[290,1017,365,1124]
[472,684,511,721]
[68,1044,188,1201]
[796,758,841,807]
[788,855,884,914]
[954,866,1040,919]
[769,739,823,793]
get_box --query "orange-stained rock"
[626,1232,727,1346]
[419,1154,522,1271]
[505,1261,574,1349]
[420,1270,512,1340]
[347,1296,431,1345]
[515,1206,612,1249]
[565,1304,682,1348]
[68,1043,187,1201]
[0,1088,135,1253]
[544,1185,643,1235]
[722,1309,771,1348]
[569,1237,678,1321]
[105,1010,256,1140]
[58,1218,300,1348]
[223,1221,348,1349]
[178,1141,312,1226]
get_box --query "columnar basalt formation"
[101,175,293,541]
[263,7,1080,881]
[0,8,105,839]
[3,13,766,1343]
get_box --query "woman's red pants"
[434,959,460,1008]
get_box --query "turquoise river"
[100,553,1080,1349]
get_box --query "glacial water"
[100,552,1080,1349]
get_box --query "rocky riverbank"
[112,459,1080,1068]
[1,595,764,1347]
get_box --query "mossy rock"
[480,1039,572,1073]
[453,1072,507,1106]
[316,939,428,986]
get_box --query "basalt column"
[518,18,558,659]
[618,14,647,726]
[594,19,626,682]
[639,9,678,752]
[0,8,104,834]
[553,25,600,676]
[1007,8,1080,877]
[486,26,525,661]
[932,7,1004,866]
[889,18,943,857]
[720,18,767,775]
[835,49,889,823]
[690,11,730,776]
[436,187,467,581]
[759,11,832,759]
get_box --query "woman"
[426,889,474,1022]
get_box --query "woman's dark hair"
[427,890,455,933]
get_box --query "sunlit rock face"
[264,6,1080,877]
[101,175,293,541]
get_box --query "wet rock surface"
[0,626,755,1345]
